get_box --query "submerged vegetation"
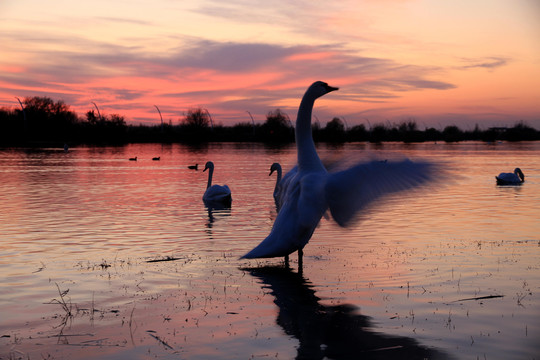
[1,96,539,146]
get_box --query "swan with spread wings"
[242,81,436,263]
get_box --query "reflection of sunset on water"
[0,142,539,359]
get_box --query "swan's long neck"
[516,168,525,182]
[274,166,282,191]
[295,95,324,171]
[206,167,213,189]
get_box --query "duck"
[496,168,524,185]
[129,156,137,161]
[241,81,437,265]
[152,157,160,161]
[202,161,232,205]
[188,164,198,170]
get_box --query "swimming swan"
[496,168,524,185]
[202,161,232,205]
[241,81,436,263]
[270,163,283,200]
[270,162,298,212]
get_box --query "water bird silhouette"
[152,156,160,161]
[202,161,232,206]
[188,164,198,170]
[496,168,524,185]
[270,162,298,212]
[129,156,137,161]
[270,163,283,201]
[241,81,437,264]
[243,265,448,359]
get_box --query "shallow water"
[0,142,539,359]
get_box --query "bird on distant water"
[241,81,437,265]
[152,157,160,161]
[129,156,137,161]
[496,168,524,185]
[202,161,232,205]
[269,162,297,212]
[270,163,283,199]
[188,164,198,170]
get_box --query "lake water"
[0,142,539,360]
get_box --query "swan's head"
[269,162,281,176]
[306,81,339,100]
[204,161,214,172]
[514,168,525,182]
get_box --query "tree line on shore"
[1,96,539,146]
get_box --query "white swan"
[496,168,524,185]
[270,162,298,212]
[270,163,283,200]
[241,81,436,263]
[202,161,232,205]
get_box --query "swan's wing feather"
[496,173,516,181]
[325,159,436,227]
[203,184,232,202]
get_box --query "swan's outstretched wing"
[325,160,436,227]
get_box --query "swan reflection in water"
[204,205,231,230]
[242,266,449,360]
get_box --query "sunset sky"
[1,0,539,129]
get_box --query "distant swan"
[270,163,282,199]
[269,162,297,211]
[129,157,137,161]
[202,161,232,205]
[241,81,436,264]
[496,168,524,185]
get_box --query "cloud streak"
[460,57,509,70]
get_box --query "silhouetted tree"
[442,125,463,142]
[183,108,210,129]
[504,121,539,141]
[177,107,212,142]
[347,124,369,142]
[261,109,292,142]
[369,124,388,143]
[424,127,442,142]
[323,117,346,142]
[21,96,78,142]
[397,120,424,142]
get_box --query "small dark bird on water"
[152,157,160,161]
[188,164,198,170]
[129,157,137,161]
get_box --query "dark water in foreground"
[1,142,539,359]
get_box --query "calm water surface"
[0,142,539,359]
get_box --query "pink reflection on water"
[0,142,539,359]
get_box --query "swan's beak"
[326,84,339,93]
